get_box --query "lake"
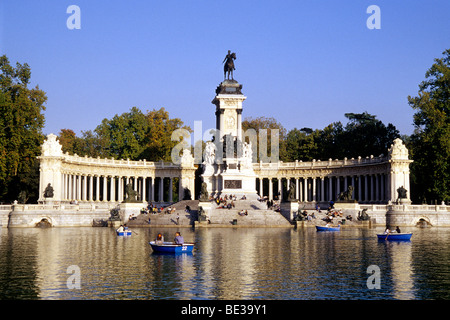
[0,226,449,300]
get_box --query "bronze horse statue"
[223,51,236,80]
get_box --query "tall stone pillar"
[203,79,257,199]
[37,134,64,203]
[387,138,413,203]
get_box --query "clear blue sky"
[1,0,450,138]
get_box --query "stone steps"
[128,199,292,227]
[207,208,291,226]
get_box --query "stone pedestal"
[108,220,122,228]
[398,198,412,205]
[119,202,145,223]
[198,201,212,223]
[280,201,299,222]
[202,79,258,201]
[334,201,360,210]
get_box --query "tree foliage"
[408,49,450,202]
[0,55,46,203]
[242,116,287,162]
[283,112,399,162]
[61,107,191,162]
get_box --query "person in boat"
[384,227,391,234]
[395,226,401,233]
[174,232,184,244]
[156,233,164,244]
[123,224,129,231]
[116,225,124,233]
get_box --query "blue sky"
[1,0,450,138]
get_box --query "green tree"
[0,55,46,203]
[242,116,287,162]
[408,49,450,203]
[284,127,320,161]
[140,107,190,161]
[93,107,190,161]
[338,111,400,159]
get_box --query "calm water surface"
[0,226,449,300]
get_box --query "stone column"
[118,176,123,202]
[358,175,362,202]
[89,175,93,201]
[77,175,81,201]
[304,178,308,202]
[259,178,263,197]
[329,176,333,201]
[295,178,299,201]
[151,177,155,201]
[320,177,325,202]
[269,178,273,200]
[364,175,369,202]
[111,176,115,202]
[63,173,67,201]
[142,177,147,202]
[298,179,303,202]
[159,177,164,202]
[370,174,375,202]
[375,174,379,202]
[237,109,242,142]
[351,176,355,200]
[278,178,282,201]
[312,177,316,202]
[336,176,340,198]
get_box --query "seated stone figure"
[123,183,139,203]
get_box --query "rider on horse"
[223,50,236,80]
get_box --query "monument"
[201,51,258,200]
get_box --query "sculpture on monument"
[199,182,209,202]
[204,141,216,165]
[397,186,408,199]
[337,186,354,202]
[357,208,371,221]
[223,50,236,80]
[123,182,139,203]
[43,183,54,198]
[286,180,297,202]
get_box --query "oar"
[131,229,138,235]
[385,231,390,240]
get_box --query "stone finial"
[41,133,63,157]
[388,138,409,160]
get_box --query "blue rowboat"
[377,233,412,241]
[316,225,340,232]
[117,231,132,236]
[149,241,194,254]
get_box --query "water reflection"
[0,227,449,300]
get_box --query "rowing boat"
[149,241,194,253]
[117,231,132,236]
[316,225,340,232]
[377,233,412,241]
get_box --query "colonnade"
[256,173,389,203]
[60,173,187,203]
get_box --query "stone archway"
[415,216,432,227]
[35,217,53,228]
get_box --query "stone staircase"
[204,200,292,227]
[127,200,198,227]
[127,199,292,227]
